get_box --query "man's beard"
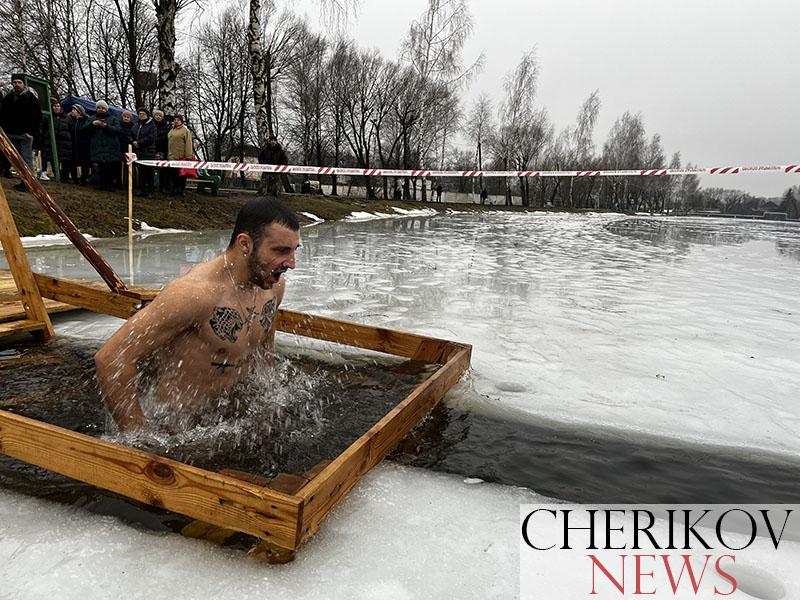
[246,252,275,289]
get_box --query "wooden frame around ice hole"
[0,280,471,562]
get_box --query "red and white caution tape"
[129,155,800,178]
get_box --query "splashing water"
[0,338,436,483]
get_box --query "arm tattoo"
[209,306,243,342]
[260,297,277,330]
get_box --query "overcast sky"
[288,0,799,197]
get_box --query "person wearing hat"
[79,99,122,192]
[0,73,42,192]
[152,109,170,192]
[117,110,136,188]
[68,104,92,184]
[166,113,193,196]
[133,108,157,197]
[257,134,288,195]
[41,100,74,183]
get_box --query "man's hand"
[23,133,33,139]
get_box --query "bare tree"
[283,31,329,165]
[183,8,251,161]
[333,45,384,198]
[401,0,482,190]
[493,49,548,206]
[249,0,350,149]
[153,0,201,115]
[601,111,646,210]
[464,94,494,179]
[565,89,601,207]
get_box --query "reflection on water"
[606,216,800,260]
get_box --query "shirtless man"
[95,197,301,432]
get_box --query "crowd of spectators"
[0,73,194,198]
[1,73,302,199]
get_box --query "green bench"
[188,169,221,195]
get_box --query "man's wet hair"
[228,196,300,249]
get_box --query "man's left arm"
[261,278,287,363]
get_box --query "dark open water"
[2,333,799,541]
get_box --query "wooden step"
[0,318,49,337]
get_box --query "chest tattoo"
[260,297,277,330]
[209,306,243,342]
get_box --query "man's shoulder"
[167,264,221,295]
[148,266,223,322]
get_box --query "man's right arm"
[95,280,208,432]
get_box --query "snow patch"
[300,212,325,227]
[20,233,95,247]
[137,221,190,235]
[346,207,438,222]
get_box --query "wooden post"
[0,128,128,293]
[127,144,134,286]
[0,181,54,340]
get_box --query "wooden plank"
[0,298,77,323]
[302,460,332,481]
[0,318,49,336]
[0,183,54,339]
[276,309,469,363]
[0,271,80,323]
[32,274,154,319]
[0,129,128,293]
[220,468,271,488]
[0,410,302,549]
[268,473,309,496]
[297,347,471,542]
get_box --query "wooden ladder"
[0,180,54,341]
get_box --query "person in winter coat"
[257,135,288,195]
[0,73,42,192]
[41,102,74,182]
[117,111,136,188]
[166,114,193,196]
[69,104,92,184]
[80,100,122,192]
[153,109,170,192]
[132,108,157,197]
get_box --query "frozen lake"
[2,212,800,597]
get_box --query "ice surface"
[0,464,537,599]
[2,212,799,596]
[287,213,800,455]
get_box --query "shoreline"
[4,179,622,238]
